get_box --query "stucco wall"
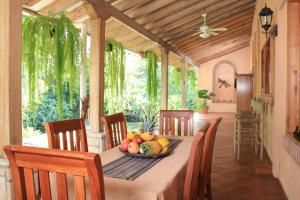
[197,47,251,113]
[251,1,300,199]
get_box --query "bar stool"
[233,111,256,160]
[252,100,264,160]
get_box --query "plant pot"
[200,107,208,114]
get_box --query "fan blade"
[210,31,219,36]
[209,28,228,32]
[181,29,201,33]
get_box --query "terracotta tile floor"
[211,135,287,200]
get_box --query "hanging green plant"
[105,39,125,113]
[172,67,182,90]
[145,50,158,102]
[22,13,81,119]
[188,68,197,90]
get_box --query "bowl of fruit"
[119,131,172,159]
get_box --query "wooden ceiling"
[23,0,256,67]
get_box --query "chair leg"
[260,139,264,160]
[237,130,241,160]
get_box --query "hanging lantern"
[259,3,273,38]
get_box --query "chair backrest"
[198,117,222,199]
[4,145,105,200]
[44,118,88,152]
[101,112,127,149]
[183,133,205,200]
[159,110,194,136]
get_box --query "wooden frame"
[261,38,271,94]
[44,118,88,152]
[101,112,127,149]
[4,145,105,200]
[159,110,194,136]
[183,133,205,200]
[199,118,222,200]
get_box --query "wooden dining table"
[100,136,193,200]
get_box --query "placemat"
[102,139,182,181]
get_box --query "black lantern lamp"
[259,3,273,38]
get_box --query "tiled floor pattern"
[212,132,287,199]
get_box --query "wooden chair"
[159,110,194,136]
[101,112,127,149]
[44,118,88,152]
[198,118,222,200]
[4,145,105,200]
[183,133,205,200]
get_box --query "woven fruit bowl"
[119,131,171,159]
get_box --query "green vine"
[145,50,158,102]
[105,39,125,113]
[173,67,182,90]
[22,14,81,119]
[188,68,197,90]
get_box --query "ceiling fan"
[189,13,228,39]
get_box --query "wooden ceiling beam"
[174,19,253,52]
[167,7,254,44]
[134,40,159,52]
[189,34,251,59]
[87,0,199,66]
[196,41,250,64]
[162,0,255,41]
[154,0,245,35]
[177,17,253,51]
[127,0,177,19]
[38,0,82,15]
[184,29,251,56]
[145,0,220,31]
[181,24,252,54]
[135,0,200,26]
[66,3,88,21]
[112,0,152,13]
[23,0,42,6]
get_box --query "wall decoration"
[212,60,237,103]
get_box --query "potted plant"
[196,89,215,114]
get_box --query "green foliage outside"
[105,39,125,114]
[145,50,159,102]
[195,89,215,112]
[168,66,198,110]
[22,14,81,119]
[22,20,198,135]
[23,88,80,134]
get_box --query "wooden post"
[80,23,87,106]
[160,48,169,110]
[90,18,106,133]
[0,0,22,156]
[182,61,188,109]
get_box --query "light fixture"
[259,3,273,38]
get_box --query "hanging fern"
[105,39,125,113]
[22,14,81,119]
[145,50,158,102]
[172,67,182,90]
[187,68,197,90]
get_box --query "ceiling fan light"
[200,32,210,38]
